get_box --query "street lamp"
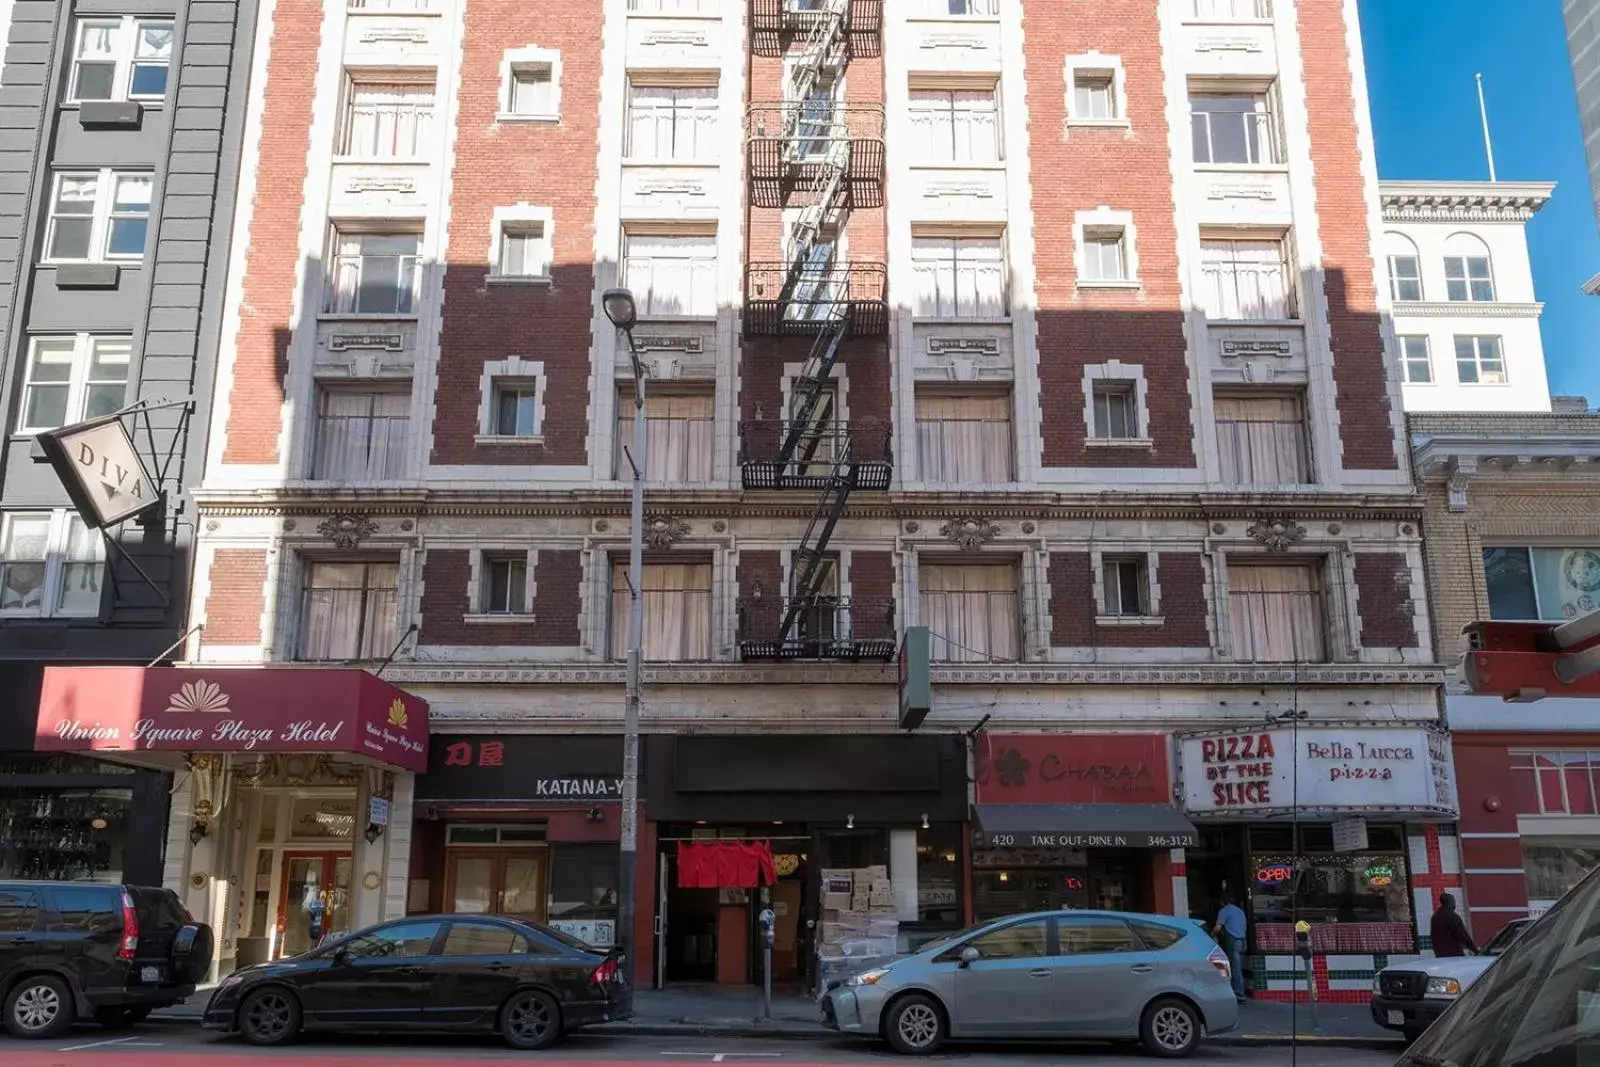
[602,288,645,990]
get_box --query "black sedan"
[202,914,631,1049]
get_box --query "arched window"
[1383,232,1422,302]
[1442,232,1495,302]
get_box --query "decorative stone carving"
[927,337,1000,356]
[941,516,1001,551]
[1021,521,1035,534]
[905,521,920,533]
[633,335,703,354]
[1220,339,1292,357]
[1326,523,1342,535]
[643,516,691,550]
[1212,523,1227,535]
[329,334,404,352]
[319,514,378,549]
[594,519,610,532]
[1246,516,1307,552]
[206,519,220,532]
[712,520,727,533]
[400,519,414,531]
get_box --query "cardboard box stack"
[816,865,900,990]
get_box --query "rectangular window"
[0,512,104,618]
[1091,381,1139,440]
[492,382,540,437]
[1454,335,1506,384]
[1072,71,1116,121]
[1445,256,1495,302]
[621,233,717,317]
[1190,0,1273,20]
[627,0,719,11]
[1199,236,1294,320]
[1483,547,1600,622]
[1191,91,1279,165]
[482,555,528,615]
[509,65,554,116]
[1388,254,1422,302]
[625,84,718,161]
[1215,393,1309,484]
[911,234,1007,318]
[19,334,131,432]
[340,81,435,157]
[45,170,153,263]
[313,389,410,480]
[920,563,1020,663]
[69,17,173,102]
[498,222,550,279]
[1101,555,1148,617]
[609,561,713,661]
[326,229,420,314]
[917,0,1001,13]
[1080,229,1128,282]
[907,87,1000,164]
[915,393,1012,483]
[616,390,715,484]
[1228,562,1326,663]
[1398,336,1432,384]
[298,561,399,661]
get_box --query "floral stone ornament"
[941,516,1001,551]
[643,516,691,550]
[318,513,378,549]
[1246,515,1307,552]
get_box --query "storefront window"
[548,843,619,947]
[0,788,132,881]
[970,845,1150,919]
[915,824,961,927]
[1250,852,1410,926]
[1522,838,1600,903]
[287,797,355,840]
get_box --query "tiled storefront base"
[1250,953,1429,1004]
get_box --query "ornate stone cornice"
[1391,300,1543,319]
[1379,180,1554,223]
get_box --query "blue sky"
[1360,0,1600,403]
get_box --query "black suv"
[0,881,213,1039]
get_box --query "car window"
[1058,917,1141,954]
[441,923,529,957]
[342,921,441,960]
[0,889,40,933]
[966,919,1050,960]
[49,886,121,933]
[129,887,187,933]
[1480,920,1530,957]
[1131,921,1185,950]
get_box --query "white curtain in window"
[611,562,712,661]
[1228,564,1324,663]
[916,395,1012,483]
[1215,395,1307,485]
[907,90,998,163]
[1199,239,1292,320]
[623,235,717,316]
[919,563,1019,662]
[627,86,717,160]
[618,392,715,484]
[343,84,433,157]
[302,562,398,660]
[315,391,410,480]
[911,238,1005,317]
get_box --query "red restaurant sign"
[35,667,428,772]
[974,732,1171,805]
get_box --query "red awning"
[35,666,428,772]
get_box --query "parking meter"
[759,908,776,1019]
[1294,919,1312,961]
[1294,920,1321,1031]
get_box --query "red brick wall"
[1021,0,1194,470]
[220,0,323,464]
[850,550,895,639]
[1295,1,1400,471]
[1353,552,1418,649]
[419,548,583,646]
[1047,551,1210,647]
[203,549,268,646]
[429,1,602,467]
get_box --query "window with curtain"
[621,233,717,316]
[298,561,399,661]
[616,390,714,484]
[1190,91,1279,164]
[326,230,419,314]
[610,561,712,661]
[907,87,1000,163]
[1091,382,1139,439]
[1072,70,1117,120]
[911,235,1007,318]
[340,82,434,157]
[1214,394,1309,485]
[508,65,554,116]
[1227,562,1326,663]
[498,222,549,279]
[313,389,410,480]
[626,84,718,160]
[915,393,1012,484]
[1199,237,1294,320]
[1080,229,1128,282]
[482,555,527,614]
[919,563,1020,662]
[1101,556,1148,616]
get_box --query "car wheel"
[237,987,301,1047]
[501,989,562,1050]
[1140,997,1202,1058]
[883,993,946,1056]
[4,975,74,1040]
[94,1005,153,1030]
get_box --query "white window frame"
[67,16,174,104]
[1197,231,1297,321]
[906,79,1002,165]
[466,548,538,621]
[1186,0,1273,21]
[1190,85,1282,166]
[1443,238,1497,303]
[1398,335,1432,385]
[0,510,106,619]
[624,78,720,162]
[323,224,422,316]
[620,227,719,318]
[1074,207,1139,288]
[476,356,547,443]
[1454,335,1507,386]
[910,0,1001,16]
[909,228,1009,319]
[1082,361,1153,446]
[311,386,412,481]
[337,76,436,159]
[295,559,401,661]
[1065,53,1127,127]
[1091,550,1162,625]
[43,169,153,264]
[498,45,561,122]
[487,204,554,283]
[17,333,132,433]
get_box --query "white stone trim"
[497,44,562,123]
[465,546,539,621]
[1073,205,1141,288]
[487,203,554,282]
[1081,360,1153,445]
[1063,50,1129,128]
[475,356,547,442]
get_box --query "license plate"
[140,966,161,983]
[1387,1010,1405,1025]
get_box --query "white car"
[1370,918,1533,1040]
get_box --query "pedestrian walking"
[1430,892,1477,958]
[1213,893,1249,1003]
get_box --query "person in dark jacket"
[1430,893,1477,958]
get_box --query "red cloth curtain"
[676,840,776,889]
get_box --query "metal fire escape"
[740,0,889,661]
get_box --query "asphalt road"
[0,1022,1401,1067]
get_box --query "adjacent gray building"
[0,0,257,883]
[1565,0,1600,223]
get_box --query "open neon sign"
[1256,863,1294,885]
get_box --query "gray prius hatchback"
[820,910,1239,1058]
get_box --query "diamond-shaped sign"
[36,415,159,529]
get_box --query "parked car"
[201,914,631,1049]
[819,909,1239,1058]
[1370,917,1533,1041]
[0,880,213,1039]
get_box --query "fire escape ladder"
[776,431,857,648]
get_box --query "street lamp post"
[602,288,646,991]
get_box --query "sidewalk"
[152,984,1403,1048]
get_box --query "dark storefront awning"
[35,666,429,772]
[974,803,1199,849]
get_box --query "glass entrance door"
[277,851,353,958]
[445,849,548,920]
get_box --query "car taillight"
[590,957,620,985]
[1207,946,1231,980]
[118,890,140,961]
[184,907,194,923]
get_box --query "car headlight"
[1372,976,1382,995]
[846,968,890,987]
[1425,977,1462,997]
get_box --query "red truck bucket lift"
[1464,609,1600,702]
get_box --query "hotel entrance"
[275,850,354,957]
